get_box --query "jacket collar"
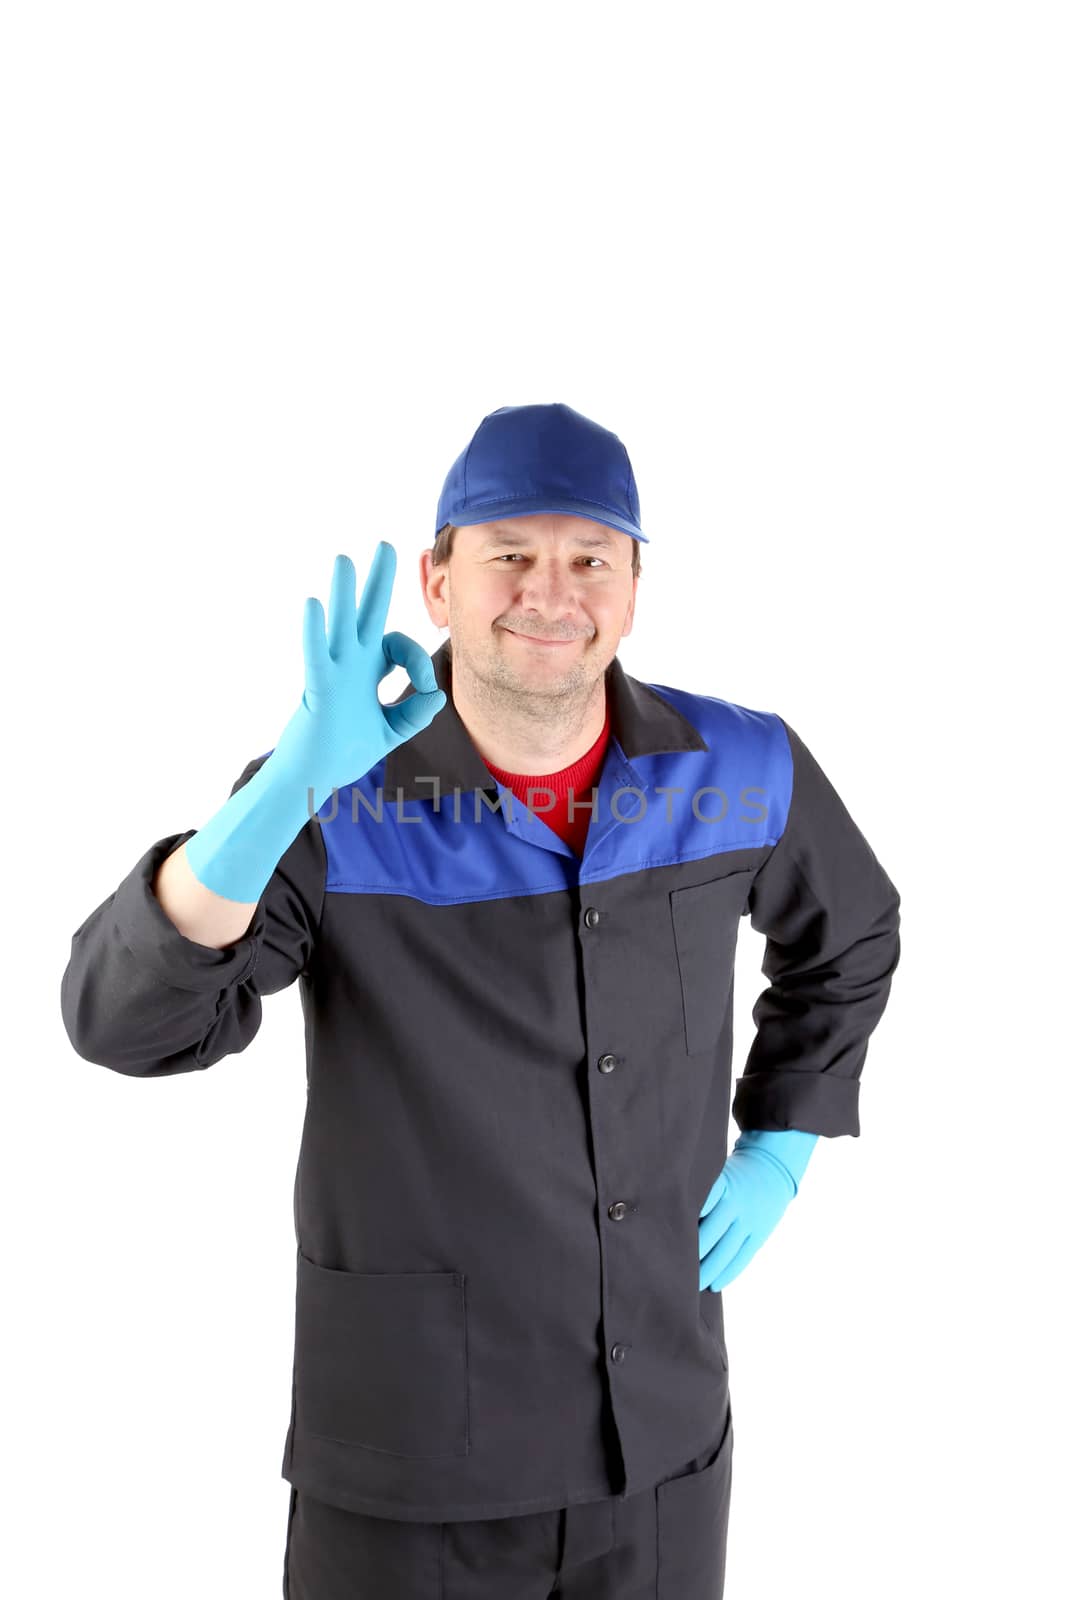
[381,636,708,802]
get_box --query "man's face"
[420,513,639,705]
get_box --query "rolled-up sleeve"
[732,718,902,1137]
[60,754,325,1077]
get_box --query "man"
[61,402,901,1598]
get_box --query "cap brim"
[439,498,648,543]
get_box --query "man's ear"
[418,548,450,630]
[620,575,639,637]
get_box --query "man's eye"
[496,554,603,567]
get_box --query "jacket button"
[583,907,600,927]
[611,1343,628,1363]
[597,1053,618,1073]
[608,1201,628,1220]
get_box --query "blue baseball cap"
[435,402,649,545]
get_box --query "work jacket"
[60,637,902,1524]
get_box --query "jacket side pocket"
[294,1248,470,1459]
[656,1403,733,1598]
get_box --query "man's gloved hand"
[264,545,445,815]
[698,1129,820,1292]
[185,545,446,904]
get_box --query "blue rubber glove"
[698,1128,820,1291]
[185,545,446,904]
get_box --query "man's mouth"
[504,629,581,648]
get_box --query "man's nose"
[515,559,579,609]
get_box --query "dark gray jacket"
[60,638,901,1523]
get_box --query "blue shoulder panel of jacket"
[255,688,795,906]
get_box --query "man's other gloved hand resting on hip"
[698,1128,820,1292]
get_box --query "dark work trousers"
[282,1403,732,1599]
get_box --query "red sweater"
[480,706,612,857]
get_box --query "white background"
[4,3,1063,1595]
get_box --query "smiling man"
[418,508,639,854]
[60,402,902,1600]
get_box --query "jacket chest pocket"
[669,870,750,1056]
[294,1248,470,1459]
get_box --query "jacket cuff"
[732,1068,860,1137]
[111,830,263,994]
